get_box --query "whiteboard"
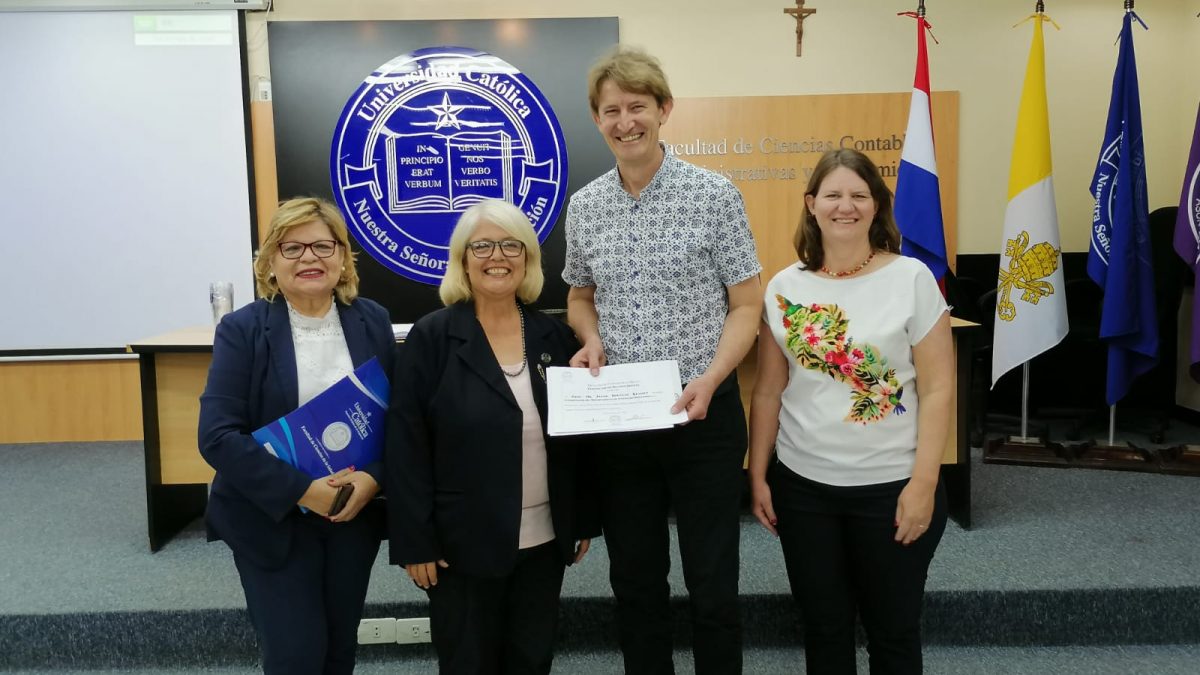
[0,10,253,350]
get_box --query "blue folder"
[252,357,389,478]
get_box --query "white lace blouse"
[287,299,354,406]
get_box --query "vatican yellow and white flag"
[992,16,1068,387]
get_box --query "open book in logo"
[331,47,569,285]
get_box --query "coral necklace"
[820,250,876,278]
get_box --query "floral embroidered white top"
[763,256,946,486]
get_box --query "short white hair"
[439,199,544,306]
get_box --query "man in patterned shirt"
[562,46,762,675]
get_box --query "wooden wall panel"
[662,92,959,281]
[0,360,142,444]
[251,99,279,247]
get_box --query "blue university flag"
[1086,11,1157,406]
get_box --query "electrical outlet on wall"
[395,617,432,644]
[357,618,397,645]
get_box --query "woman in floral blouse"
[748,148,954,674]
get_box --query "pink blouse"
[502,363,555,549]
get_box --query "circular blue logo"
[331,46,569,285]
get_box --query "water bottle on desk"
[210,282,233,325]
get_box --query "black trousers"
[426,540,566,675]
[233,511,381,675]
[598,380,746,675]
[768,460,947,675]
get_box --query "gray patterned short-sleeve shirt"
[562,145,762,383]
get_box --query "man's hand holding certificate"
[546,360,690,436]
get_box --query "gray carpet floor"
[14,644,1200,674]
[2,440,1198,617]
[3,437,1200,672]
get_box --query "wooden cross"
[783,0,817,57]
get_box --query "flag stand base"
[985,438,1200,476]
[1070,441,1157,472]
[983,436,1070,466]
[1158,446,1200,476]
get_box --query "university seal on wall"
[331,47,569,285]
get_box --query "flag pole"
[1013,0,1043,447]
[1020,362,1031,440]
[1084,2,1154,447]
[894,1,948,285]
[1108,405,1116,446]
[1012,362,1042,444]
[986,0,1068,466]
[1101,4,1125,451]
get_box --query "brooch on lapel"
[537,352,552,381]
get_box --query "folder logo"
[321,421,352,452]
[331,46,569,285]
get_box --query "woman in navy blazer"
[198,197,396,675]
[386,199,600,674]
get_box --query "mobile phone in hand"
[329,483,355,517]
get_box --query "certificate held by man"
[252,357,389,477]
[546,360,690,436]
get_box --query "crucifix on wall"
[783,0,816,57]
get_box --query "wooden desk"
[130,319,980,550]
[945,318,980,527]
[129,327,215,551]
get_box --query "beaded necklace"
[499,303,527,378]
[819,250,876,278]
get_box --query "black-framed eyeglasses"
[468,239,525,259]
[278,240,339,259]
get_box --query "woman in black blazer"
[198,197,396,675]
[386,199,599,675]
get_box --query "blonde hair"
[254,197,359,304]
[587,45,673,114]
[439,199,544,306]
